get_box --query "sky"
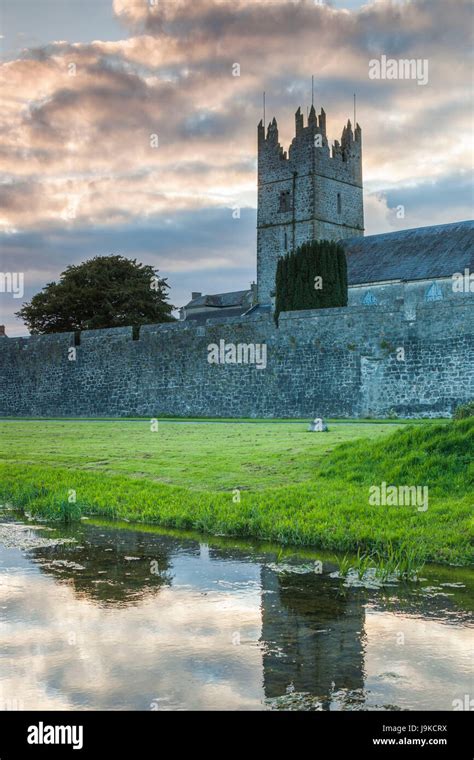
[0,0,472,335]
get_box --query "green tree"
[275,239,348,324]
[16,255,174,334]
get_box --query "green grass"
[0,418,472,566]
[0,419,409,490]
[334,543,426,582]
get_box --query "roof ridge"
[347,219,473,245]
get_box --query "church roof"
[183,220,473,319]
[343,220,473,285]
[187,289,251,308]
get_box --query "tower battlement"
[258,106,362,183]
[257,105,364,303]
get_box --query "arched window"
[425,282,443,302]
[362,290,378,306]
[337,192,342,214]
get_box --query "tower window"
[284,230,288,250]
[337,192,342,214]
[279,190,291,212]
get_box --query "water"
[0,511,472,711]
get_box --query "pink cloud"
[0,0,471,231]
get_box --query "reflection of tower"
[260,566,366,707]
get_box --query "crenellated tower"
[257,105,364,304]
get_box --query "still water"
[0,511,472,711]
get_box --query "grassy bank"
[0,418,472,565]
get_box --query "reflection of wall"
[260,567,365,705]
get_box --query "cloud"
[1,1,471,225]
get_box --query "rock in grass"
[308,417,328,432]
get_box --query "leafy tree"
[16,255,174,334]
[275,239,348,324]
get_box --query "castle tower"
[257,106,364,303]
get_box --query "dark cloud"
[382,173,473,227]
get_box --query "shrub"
[454,401,474,420]
[274,239,348,324]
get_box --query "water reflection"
[261,568,366,709]
[0,514,472,711]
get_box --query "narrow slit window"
[337,192,342,214]
[279,190,291,212]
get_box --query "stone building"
[181,287,256,322]
[256,105,363,304]
[345,220,473,317]
[182,105,472,320]
[1,105,472,420]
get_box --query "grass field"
[0,419,409,489]
[0,417,472,565]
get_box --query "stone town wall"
[0,299,472,418]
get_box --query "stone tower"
[257,105,364,303]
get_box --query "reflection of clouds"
[364,611,473,710]
[0,560,264,710]
[0,532,472,711]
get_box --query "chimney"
[191,292,202,301]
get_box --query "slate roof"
[184,307,254,323]
[186,289,251,308]
[343,220,473,285]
